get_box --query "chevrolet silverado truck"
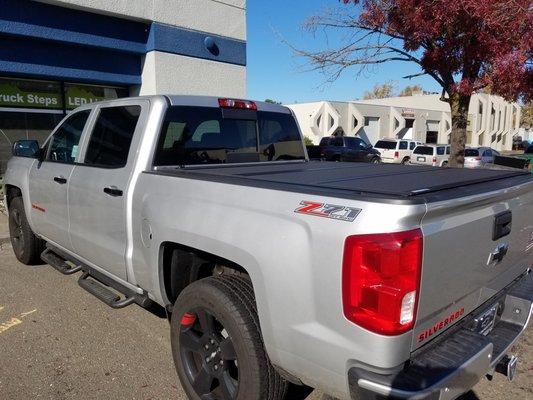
[4,95,533,400]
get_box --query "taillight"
[218,98,257,110]
[342,229,423,335]
[394,151,399,158]
[432,157,437,166]
[475,157,482,161]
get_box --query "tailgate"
[412,180,533,350]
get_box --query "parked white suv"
[410,144,450,167]
[374,138,421,164]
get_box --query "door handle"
[53,176,67,184]
[103,186,123,197]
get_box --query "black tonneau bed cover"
[152,161,533,204]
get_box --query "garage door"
[359,117,380,145]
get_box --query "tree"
[363,81,396,99]
[521,102,533,129]
[294,0,532,167]
[399,85,423,97]
[303,136,314,146]
[264,99,282,104]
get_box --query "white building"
[0,0,246,171]
[288,93,521,151]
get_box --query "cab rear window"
[465,149,479,157]
[413,146,434,155]
[154,106,305,166]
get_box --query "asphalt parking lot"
[0,212,531,400]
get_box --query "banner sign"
[0,80,63,109]
[0,78,128,111]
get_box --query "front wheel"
[8,197,45,265]
[170,275,289,400]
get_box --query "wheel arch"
[160,241,251,307]
[5,184,22,208]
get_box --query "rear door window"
[409,142,416,150]
[83,106,141,168]
[399,141,408,150]
[465,149,479,157]
[331,137,344,147]
[47,110,91,163]
[437,147,445,155]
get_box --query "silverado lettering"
[417,307,465,343]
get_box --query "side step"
[42,244,151,310]
[78,273,137,309]
[41,248,82,275]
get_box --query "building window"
[0,77,129,173]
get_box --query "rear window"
[413,146,434,155]
[374,140,397,150]
[154,107,305,166]
[464,149,479,157]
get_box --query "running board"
[41,248,82,275]
[42,244,151,310]
[78,273,136,309]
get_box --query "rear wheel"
[171,275,289,400]
[401,157,410,165]
[8,196,45,265]
[442,161,449,168]
[371,157,381,164]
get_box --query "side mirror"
[12,140,41,159]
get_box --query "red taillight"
[394,151,399,158]
[342,229,423,335]
[432,157,437,166]
[218,98,257,110]
[475,157,482,161]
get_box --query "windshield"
[464,149,479,157]
[413,146,434,155]
[374,140,397,150]
[153,106,305,166]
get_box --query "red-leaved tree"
[295,0,532,166]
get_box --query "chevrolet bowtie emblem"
[487,244,509,266]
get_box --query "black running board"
[78,272,137,309]
[41,248,82,275]
[42,244,151,310]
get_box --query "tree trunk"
[449,93,471,168]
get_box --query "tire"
[170,275,289,400]
[401,157,410,165]
[442,161,449,168]
[371,157,380,164]
[8,196,45,265]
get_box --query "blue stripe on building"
[0,0,246,86]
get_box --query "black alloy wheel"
[179,308,239,399]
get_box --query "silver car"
[464,147,500,168]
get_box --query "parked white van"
[374,138,422,164]
[410,144,450,167]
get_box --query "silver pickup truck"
[4,95,533,400]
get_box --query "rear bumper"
[348,270,533,400]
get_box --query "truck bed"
[151,161,533,204]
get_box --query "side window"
[409,142,416,150]
[446,146,451,155]
[331,137,344,147]
[399,141,408,150]
[47,110,91,163]
[437,146,445,155]
[355,138,368,149]
[84,106,141,168]
[484,149,492,157]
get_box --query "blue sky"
[246,0,441,104]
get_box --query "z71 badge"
[295,201,361,222]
